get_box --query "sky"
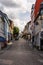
[0,0,36,32]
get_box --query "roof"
[0,11,10,24]
[34,0,43,18]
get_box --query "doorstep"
[7,42,13,45]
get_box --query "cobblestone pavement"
[0,38,43,65]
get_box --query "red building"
[34,0,43,18]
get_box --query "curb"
[0,42,12,55]
[0,50,5,54]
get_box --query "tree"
[13,26,19,36]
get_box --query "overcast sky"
[0,0,36,32]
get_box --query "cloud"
[0,0,20,8]
[0,0,36,32]
[27,0,36,3]
[0,3,4,11]
[14,18,27,32]
[18,11,30,21]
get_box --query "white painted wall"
[0,17,5,38]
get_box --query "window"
[35,22,39,25]
[41,10,43,15]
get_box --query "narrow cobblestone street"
[0,38,43,65]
